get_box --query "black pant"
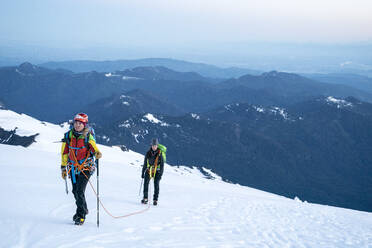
[143,173,161,201]
[71,172,91,218]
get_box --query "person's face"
[74,121,85,132]
[152,145,158,151]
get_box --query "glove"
[95,151,102,159]
[61,166,67,180]
[89,166,96,175]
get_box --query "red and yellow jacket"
[61,128,100,167]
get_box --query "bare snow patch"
[15,68,25,76]
[326,96,353,108]
[132,129,149,143]
[224,104,232,111]
[119,95,131,106]
[271,107,290,120]
[105,72,121,77]
[122,76,143,80]
[119,120,131,128]
[142,114,170,127]
[253,106,265,113]
[191,113,200,120]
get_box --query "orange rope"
[81,170,151,219]
[69,146,91,172]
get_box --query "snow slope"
[0,110,371,248]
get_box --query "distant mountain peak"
[19,62,34,69]
[263,70,279,77]
[261,70,301,79]
[123,66,173,74]
[17,62,38,74]
[115,66,206,82]
[14,62,56,76]
[236,70,306,83]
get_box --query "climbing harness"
[68,144,93,184]
[147,150,161,179]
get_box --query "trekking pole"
[64,167,69,194]
[139,177,144,197]
[96,159,100,228]
[64,178,68,194]
[138,168,147,196]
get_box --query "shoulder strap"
[153,150,161,175]
[84,132,89,145]
[155,150,161,165]
[84,132,92,150]
[64,130,72,146]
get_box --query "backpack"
[158,144,167,163]
[64,124,96,149]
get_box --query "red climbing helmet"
[73,113,88,124]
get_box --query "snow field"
[0,109,371,247]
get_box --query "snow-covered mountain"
[94,96,372,212]
[0,109,371,247]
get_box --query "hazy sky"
[1,0,372,65]
[2,0,372,46]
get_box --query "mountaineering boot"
[153,200,158,206]
[141,198,148,204]
[74,217,85,225]
[73,213,79,222]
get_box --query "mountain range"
[90,96,372,212]
[39,58,262,79]
[2,62,372,122]
[304,73,372,95]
